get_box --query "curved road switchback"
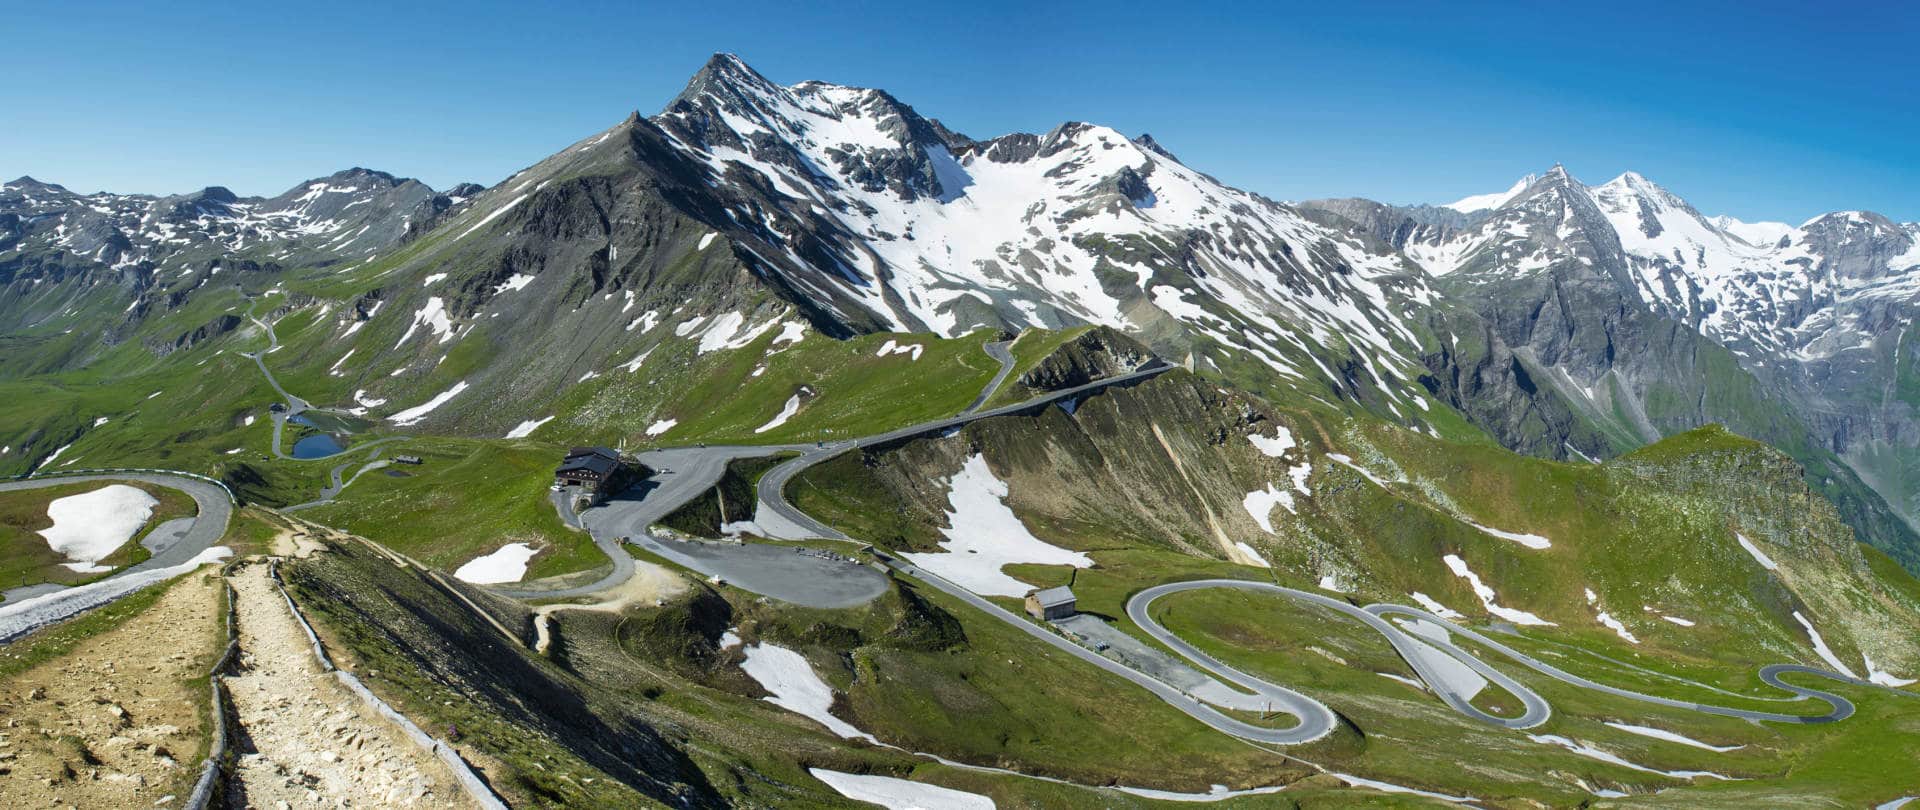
[1130,580,1550,731]
[0,472,234,641]
[491,444,809,600]
[1366,604,1861,724]
[753,360,1172,540]
[241,300,373,463]
[881,558,1339,743]
[962,340,1016,414]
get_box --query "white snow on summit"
[1441,175,1536,213]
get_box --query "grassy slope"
[299,438,598,579]
[557,328,1004,448]
[790,390,1920,801]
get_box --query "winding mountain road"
[498,351,1169,599]
[242,301,376,462]
[1130,580,1551,730]
[1365,604,1861,724]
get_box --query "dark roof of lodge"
[1029,586,1075,607]
[556,453,620,479]
[567,446,620,461]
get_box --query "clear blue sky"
[4,0,1915,223]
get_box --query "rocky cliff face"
[1016,326,1154,392]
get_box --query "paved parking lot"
[630,535,889,608]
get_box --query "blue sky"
[3,0,1914,222]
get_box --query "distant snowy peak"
[1401,164,1920,364]
[1709,215,1795,248]
[1442,174,1538,213]
[0,167,463,275]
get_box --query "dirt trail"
[223,562,469,808]
[533,557,688,654]
[0,570,222,809]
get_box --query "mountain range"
[7,53,1914,570]
[6,51,1920,807]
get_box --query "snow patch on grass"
[453,542,538,584]
[696,311,782,354]
[771,320,806,347]
[739,643,875,741]
[646,419,677,436]
[876,338,924,360]
[808,769,994,810]
[388,380,469,425]
[1461,519,1551,549]
[1410,591,1465,620]
[395,296,456,347]
[619,348,655,373]
[903,454,1091,596]
[505,416,554,439]
[1527,734,1733,781]
[32,443,73,472]
[1736,532,1778,571]
[1332,773,1478,803]
[1241,483,1292,532]
[1602,722,1745,752]
[1596,611,1639,644]
[754,393,803,434]
[37,484,158,573]
[1247,426,1295,457]
[1326,453,1399,488]
[1792,611,1861,678]
[1443,554,1554,626]
[1233,541,1270,568]
[1864,652,1917,687]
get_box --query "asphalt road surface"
[961,340,1016,414]
[0,472,233,641]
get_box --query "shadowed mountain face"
[1306,167,1920,567]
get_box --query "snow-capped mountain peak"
[633,55,1441,403]
[1441,173,1538,213]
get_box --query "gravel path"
[224,563,469,808]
